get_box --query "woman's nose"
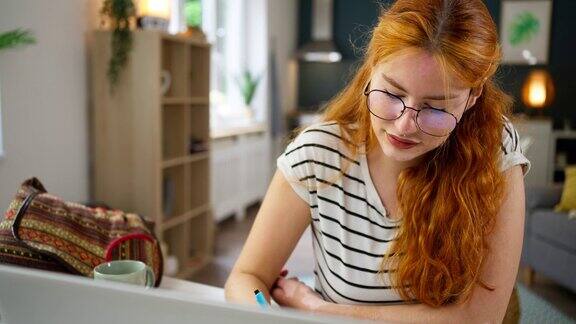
[394,107,419,135]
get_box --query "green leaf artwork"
[507,11,540,46]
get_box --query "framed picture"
[500,0,553,65]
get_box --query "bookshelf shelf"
[162,97,209,105]
[162,152,209,169]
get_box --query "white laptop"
[0,265,363,324]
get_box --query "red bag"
[0,178,163,286]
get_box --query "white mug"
[93,260,154,288]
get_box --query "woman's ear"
[465,85,484,110]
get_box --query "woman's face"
[367,49,479,164]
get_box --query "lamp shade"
[521,69,555,109]
[138,0,171,20]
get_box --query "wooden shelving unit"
[91,30,213,278]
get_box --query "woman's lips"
[386,133,419,149]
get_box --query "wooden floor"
[190,203,576,320]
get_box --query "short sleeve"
[276,127,318,203]
[500,119,531,176]
[276,122,347,206]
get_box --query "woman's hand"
[271,277,328,312]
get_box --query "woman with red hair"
[226,0,529,322]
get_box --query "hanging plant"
[100,0,137,91]
[0,29,36,51]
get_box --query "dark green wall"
[298,0,384,109]
[298,0,576,127]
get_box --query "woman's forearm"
[224,271,271,305]
[314,301,474,324]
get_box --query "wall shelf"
[160,204,211,231]
[161,33,210,47]
[162,152,209,169]
[514,117,576,186]
[162,97,209,105]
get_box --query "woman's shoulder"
[292,121,344,146]
[282,120,356,162]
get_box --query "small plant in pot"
[184,0,205,41]
[235,70,262,119]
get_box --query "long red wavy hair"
[319,0,512,306]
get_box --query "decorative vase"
[243,105,255,120]
[184,26,206,42]
[160,70,172,95]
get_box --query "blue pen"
[254,289,269,309]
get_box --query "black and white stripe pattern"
[502,117,520,154]
[500,117,531,173]
[276,120,530,305]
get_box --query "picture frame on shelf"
[500,0,552,65]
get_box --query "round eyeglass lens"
[367,91,404,120]
[417,108,456,136]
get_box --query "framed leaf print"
[500,0,552,65]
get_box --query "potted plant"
[235,70,262,119]
[100,0,137,91]
[184,0,205,41]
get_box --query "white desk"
[0,265,359,324]
[159,276,225,302]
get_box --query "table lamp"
[137,0,171,31]
[521,69,555,115]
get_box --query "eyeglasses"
[364,82,469,137]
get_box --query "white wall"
[266,1,313,278]
[267,0,299,156]
[0,0,101,207]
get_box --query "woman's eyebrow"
[381,74,459,100]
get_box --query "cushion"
[554,166,576,212]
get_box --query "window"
[175,0,267,129]
[202,0,251,128]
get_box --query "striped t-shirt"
[276,120,531,305]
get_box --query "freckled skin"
[368,49,480,164]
